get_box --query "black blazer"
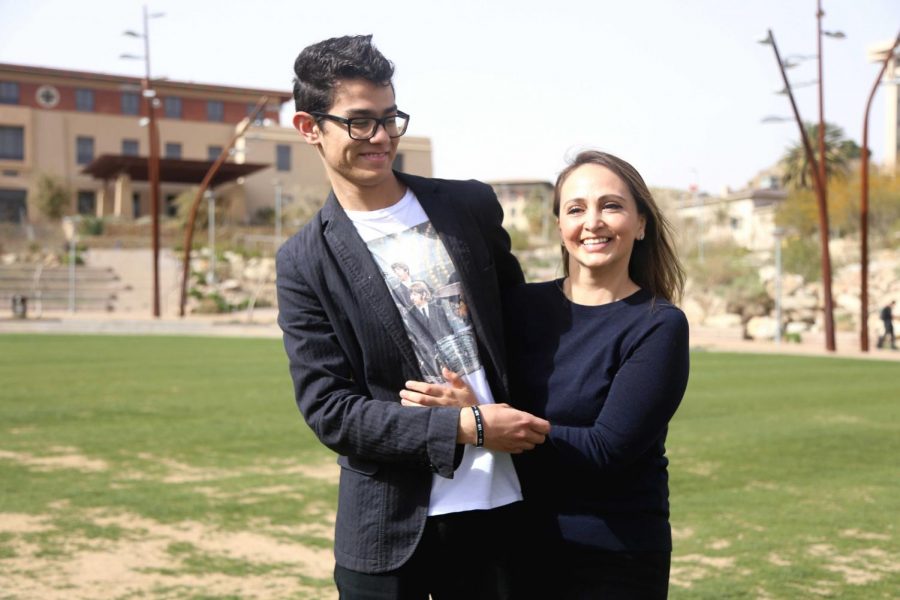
[276,172,524,573]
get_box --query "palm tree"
[779,122,860,190]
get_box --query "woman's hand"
[400,367,477,407]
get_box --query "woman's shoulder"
[504,280,560,303]
[629,295,690,339]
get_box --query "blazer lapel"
[406,176,504,383]
[320,193,420,375]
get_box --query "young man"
[276,35,550,599]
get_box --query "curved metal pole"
[178,96,269,317]
[766,29,834,351]
[860,32,900,351]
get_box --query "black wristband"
[471,405,484,447]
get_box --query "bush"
[79,216,104,236]
[782,236,820,283]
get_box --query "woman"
[402,150,689,598]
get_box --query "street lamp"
[759,25,837,352]
[121,5,164,317]
[860,32,900,352]
[206,190,216,285]
[62,216,80,313]
[274,179,283,252]
[773,227,785,345]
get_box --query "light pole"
[860,33,900,352]
[62,217,79,313]
[206,190,216,285]
[690,169,703,264]
[760,27,837,352]
[122,5,165,317]
[773,227,785,345]
[274,179,283,252]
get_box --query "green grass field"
[0,335,898,599]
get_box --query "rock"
[220,278,241,291]
[746,316,778,340]
[785,321,809,334]
[705,313,743,329]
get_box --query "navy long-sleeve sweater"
[505,281,690,552]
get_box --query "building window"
[0,126,25,160]
[77,190,96,215]
[163,96,182,119]
[121,91,140,115]
[122,139,139,156]
[0,188,28,222]
[0,82,20,105]
[207,145,223,161]
[75,89,95,112]
[76,136,94,165]
[132,192,141,218]
[247,103,264,125]
[392,153,404,172]
[207,100,224,122]
[165,194,178,217]
[276,144,291,172]
[164,142,182,159]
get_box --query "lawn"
[0,335,898,599]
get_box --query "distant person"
[403,150,690,598]
[276,34,549,599]
[877,300,896,349]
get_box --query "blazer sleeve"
[548,308,690,472]
[276,243,462,478]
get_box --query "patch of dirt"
[0,513,52,534]
[671,526,694,541]
[839,528,890,541]
[767,552,792,567]
[670,553,736,588]
[0,447,108,472]
[806,543,900,585]
[0,509,336,600]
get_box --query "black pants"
[553,545,671,600]
[877,326,895,349]
[334,502,524,600]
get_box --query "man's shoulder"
[400,172,495,201]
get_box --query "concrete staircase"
[0,263,122,314]
[85,248,183,316]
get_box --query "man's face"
[297,78,400,195]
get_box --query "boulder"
[746,316,778,340]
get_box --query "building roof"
[0,62,292,103]
[81,154,270,186]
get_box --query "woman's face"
[557,163,646,279]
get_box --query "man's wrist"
[456,406,476,444]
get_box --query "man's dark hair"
[292,34,394,113]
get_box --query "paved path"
[2,309,899,362]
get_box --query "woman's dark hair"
[553,150,685,303]
[292,34,394,113]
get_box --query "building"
[0,63,433,224]
[488,179,554,238]
[867,40,900,176]
[676,183,787,253]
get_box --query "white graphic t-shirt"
[345,188,522,516]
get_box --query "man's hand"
[400,367,477,407]
[457,403,550,453]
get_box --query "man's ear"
[293,112,320,144]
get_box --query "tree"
[34,173,70,220]
[779,122,860,190]
[777,170,900,246]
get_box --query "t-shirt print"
[364,221,482,383]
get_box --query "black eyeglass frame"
[309,110,410,141]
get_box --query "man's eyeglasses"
[310,111,410,141]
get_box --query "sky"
[1,0,898,194]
